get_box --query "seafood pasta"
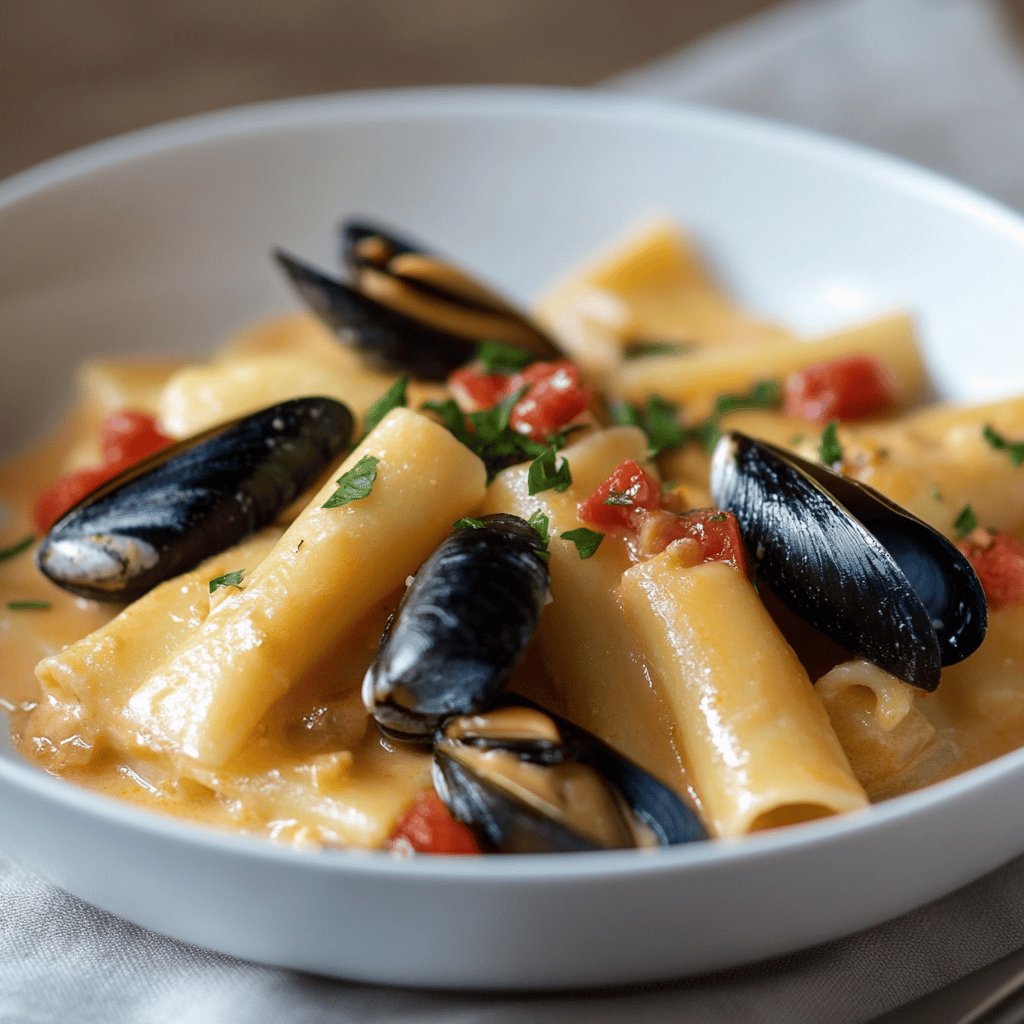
[1,219,1022,853]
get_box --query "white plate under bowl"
[2,87,1024,990]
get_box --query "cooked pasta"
[1,217,1023,855]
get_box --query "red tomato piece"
[508,360,589,441]
[784,354,895,423]
[578,459,662,533]
[100,410,172,464]
[387,789,481,855]
[448,366,514,413]
[32,463,123,533]
[33,409,172,533]
[958,531,1024,610]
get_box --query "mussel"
[37,396,353,602]
[275,250,477,381]
[433,700,708,852]
[362,513,549,741]
[710,431,987,691]
[341,220,562,360]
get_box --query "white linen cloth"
[5,1,1024,1020]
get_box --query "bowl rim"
[4,83,1024,883]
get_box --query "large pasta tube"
[613,312,925,409]
[482,426,690,797]
[621,555,868,836]
[124,408,487,767]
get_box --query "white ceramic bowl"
[3,87,1024,991]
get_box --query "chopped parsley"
[818,421,844,466]
[453,517,485,530]
[7,600,50,611]
[361,375,408,437]
[323,454,380,508]
[0,535,34,562]
[953,504,978,538]
[603,488,634,507]
[982,423,1024,467]
[624,339,694,360]
[477,340,534,374]
[612,380,782,458]
[527,509,550,547]
[527,445,572,495]
[561,527,604,559]
[930,483,944,503]
[209,569,245,594]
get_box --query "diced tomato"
[577,459,662,533]
[447,360,589,441]
[448,366,513,413]
[958,531,1024,610]
[33,465,120,533]
[784,354,895,423]
[508,360,589,441]
[100,410,172,465]
[32,409,172,533]
[387,789,481,855]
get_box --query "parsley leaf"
[422,398,466,434]
[930,483,944,503]
[603,489,634,507]
[561,527,603,559]
[713,380,783,417]
[477,340,534,374]
[0,535,34,562]
[209,569,245,594]
[528,446,572,495]
[7,600,50,611]
[624,340,694,360]
[323,454,380,508]
[468,387,528,442]
[362,375,408,437]
[953,504,978,538]
[527,509,550,548]
[453,517,485,530]
[982,423,1024,467]
[818,421,844,466]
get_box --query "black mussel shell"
[362,514,549,742]
[37,396,353,602]
[432,699,708,853]
[338,218,564,361]
[710,432,987,691]
[275,249,477,380]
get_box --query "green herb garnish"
[528,446,573,495]
[930,483,944,502]
[818,421,844,466]
[361,375,408,437]
[561,527,604,560]
[0,535,34,562]
[209,569,245,594]
[603,489,634,507]
[323,454,380,509]
[527,509,550,548]
[953,504,978,538]
[453,517,485,530]
[7,600,50,611]
[477,340,534,374]
[612,396,689,457]
[982,423,1024,467]
[624,340,693,360]
[712,379,783,418]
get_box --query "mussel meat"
[275,249,478,381]
[362,513,549,741]
[433,700,708,853]
[341,219,562,360]
[710,431,987,691]
[37,396,353,602]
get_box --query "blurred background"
[5,0,1024,198]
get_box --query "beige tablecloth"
[5,1,1024,1020]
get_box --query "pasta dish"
[1,219,1021,854]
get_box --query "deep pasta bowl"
[2,87,1024,989]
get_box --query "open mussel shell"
[275,248,477,380]
[432,700,708,853]
[710,432,987,691]
[362,514,549,742]
[37,396,353,603]
[339,219,563,361]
